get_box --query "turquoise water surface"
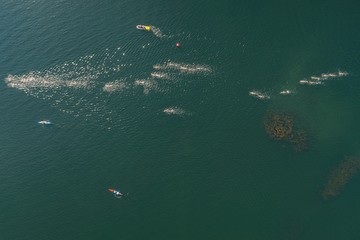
[1,1,360,239]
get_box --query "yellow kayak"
[136,25,151,31]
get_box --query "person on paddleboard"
[115,191,123,198]
[108,188,123,198]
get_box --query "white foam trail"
[153,62,212,74]
[5,49,128,93]
[4,49,131,129]
[103,80,127,92]
[310,76,324,81]
[299,79,323,85]
[279,89,294,95]
[150,26,166,38]
[149,26,183,39]
[163,107,187,116]
[134,79,159,94]
[338,71,348,77]
[249,90,270,100]
[299,70,349,86]
[5,71,94,93]
[320,73,337,79]
[150,72,170,79]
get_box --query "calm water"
[1,1,360,239]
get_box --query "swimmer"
[38,120,52,125]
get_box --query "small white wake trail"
[298,70,349,86]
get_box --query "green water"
[1,1,360,239]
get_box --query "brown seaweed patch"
[264,112,308,151]
[322,156,360,200]
[265,112,293,140]
[288,129,308,152]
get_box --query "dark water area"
[1,1,360,239]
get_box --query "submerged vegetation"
[264,113,360,200]
[322,156,360,200]
[264,111,308,151]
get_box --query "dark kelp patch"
[322,156,360,200]
[264,111,308,151]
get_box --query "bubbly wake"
[5,71,94,93]
[150,26,180,39]
[150,26,167,38]
[163,107,188,116]
[150,72,171,80]
[134,79,160,95]
[103,80,128,92]
[298,70,348,86]
[5,48,213,125]
[4,49,130,128]
[249,69,349,101]
[249,90,270,100]
[153,62,212,74]
[279,89,295,95]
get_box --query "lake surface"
[1,1,360,239]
